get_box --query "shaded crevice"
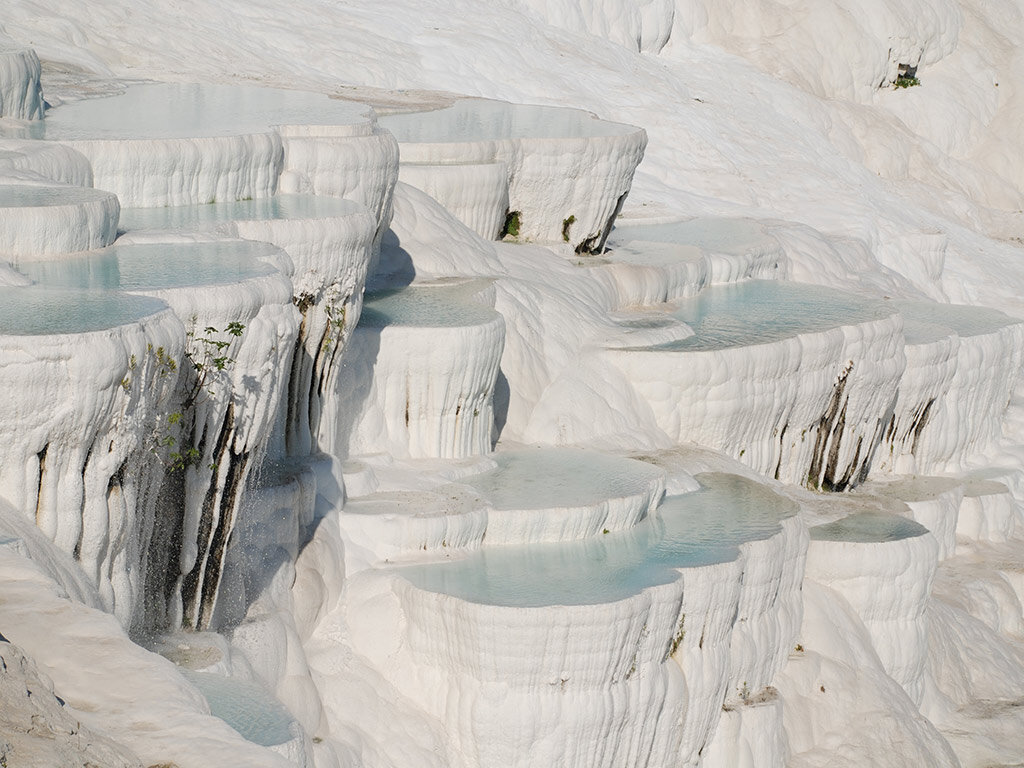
[774,424,788,481]
[586,191,628,254]
[821,398,849,491]
[181,404,236,628]
[807,365,851,489]
[910,398,935,456]
[196,447,250,630]
[34,443,48,527]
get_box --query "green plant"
[561,215,576,242]
[894,76,920,88]
[132,322,246,473]
[502,210,521,238]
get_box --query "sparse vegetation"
[562,215,576,242]
[502,210,521,238]
[894,76,920,88]
[127,321,246,473]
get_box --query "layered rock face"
[1,39,1024,768]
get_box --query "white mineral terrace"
[1,10,1024,765]
[602,280,903,488]
[337,473,803,768]
[123,195,380,459]
[379,98,647,250]
[334,280,505,460]
[0,183,119,259]
[606,217,786,296]
[807,512,936,704]
[21,83,396,209]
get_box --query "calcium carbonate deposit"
[2,1,1024,767]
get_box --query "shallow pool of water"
[633,280,893,352]
[609,218,768,254]
[29,83,370,141]
[896,299,1020,345]
[463,448,662,511]
[119,194,364,230]
[359,282,498,328]
[0,286,167,335]
[0,184,113,207]
[179,669,295,747]
[810,512,928,543]
[401,472,796,607]
[19,240,280,291]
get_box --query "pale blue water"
[179,669,295,747]
[402,472,796,607]
[0,184,112,207]
[896,299,1020,345]
[464,448,663,510]
[609,218,767,253]
[631,281,892,352]
[379,99,635,143]
[19,240,279,291]
[30,83,370,141]
[809,512,927,543]
[0,286,167,335]
[119,194,363,230]
[359,283,498,328]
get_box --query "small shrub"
[502,210,521,238]
[894,76,920,89]
[562,215,576,242]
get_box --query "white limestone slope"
[0,44,44,120]
[0,539,294,768]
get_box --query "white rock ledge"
[0,183,119,259]
[33,83,390,209]
[379,99,647,250]
[806,512,939,704]
[119,195,379,457]
[603,281,905,488]
[0,46,43,120]
[334,280,505,460]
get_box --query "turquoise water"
[0,286,166,335]
[810,512,927,543]
[379,99,636,143]
[179,669,295,747]
[402,473,796,607]
[896,299,1020,345]
[629,280,893,352]
[359,282,498,328]
[609,218,767,253]
[0,184,113,207]
[19,240,279,291]
[119,194,363,230]
[31,83,370,141]
[463,448,663,510]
